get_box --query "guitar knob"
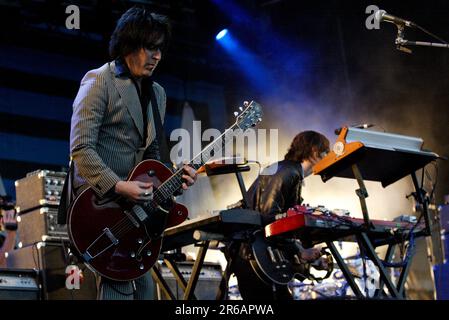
[137,238,143,244]
[147,170,155,177]
[139,264,144,270]
[146,251,152,257]
[130,252,136,258]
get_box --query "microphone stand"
[394,23,449,54]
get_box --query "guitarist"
[64,7,197,299]
[227,131,330,300]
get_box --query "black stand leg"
[351,164,371,228]
[327,241,364,298]
[411,172,431,236]
[151,265,176,300]
[235,172,249,209]
[396,243,416,297]
[358,233,401,298]
[375,244,396,298]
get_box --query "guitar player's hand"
[180,164,197,190]
[299,247,322,262]
[115,181,153,203]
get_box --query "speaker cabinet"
[5,241,97,300]
[156,261,222,300]
[0,268,40,300]
[17,207,68,247]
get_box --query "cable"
[414,23,449,45]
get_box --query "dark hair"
[109,7,171,59]
[284,131,330,163]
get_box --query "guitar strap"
[148,81,171,165]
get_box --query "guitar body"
[68,160,188,281]
[249,230,295,286]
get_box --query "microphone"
[375,9,416,28]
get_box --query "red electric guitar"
[67,101,263,281]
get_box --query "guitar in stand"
[68,101,263,281]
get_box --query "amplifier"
[15,170,67,213]
[156,261,222,300]
[5,241,97,300]
[17,207,68,247]
[0,268,40,300]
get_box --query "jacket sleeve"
[256,169,302,223]
[70,70,121,197]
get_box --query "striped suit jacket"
[70,61,166,198]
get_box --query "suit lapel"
[109,62,144,138]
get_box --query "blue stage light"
[215,29,228,40]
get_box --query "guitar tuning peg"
[239,106,243,111]
[234,111,239,116]
[243,101,249,106]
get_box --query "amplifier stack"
[2,169,97,299]
[15,169,66,213]
[15,170,69,246]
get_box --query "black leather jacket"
[246,159,304,224]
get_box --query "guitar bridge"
[81,227,119,262]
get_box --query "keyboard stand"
[311,126,439,299]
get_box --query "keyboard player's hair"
[284,131,330,163]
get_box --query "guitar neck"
[153,123,240,203]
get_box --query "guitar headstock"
[233,100,263,130]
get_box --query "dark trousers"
[97,272,155,300]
